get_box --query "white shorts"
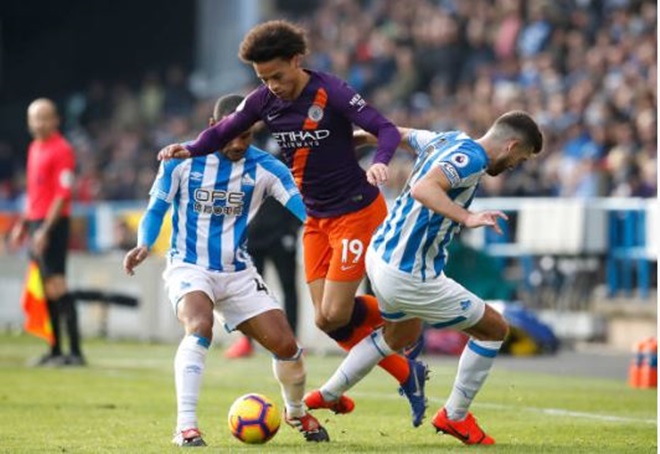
[365,247,485,331]
[163,261,282,332]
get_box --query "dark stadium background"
[0,0,195,153]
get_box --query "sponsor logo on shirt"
[349,93,367,112]
[266,111,281,122]
[193,188,245,216]
[272,130,331,149]
[450,153,470,168]
[190,171,204,181]
[438,162,461,187]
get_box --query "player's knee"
[183,314,214,340]
[270,337,299,359]
[383,329,416,351]
[488,312,509,341]
[314,312,332,332]
[43,278,66,300]
[321,304,351,329]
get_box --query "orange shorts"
[303,194,388,283]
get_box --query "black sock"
[46,299,62,356]
[58,293,82,356]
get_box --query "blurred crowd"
[0,0,656,203]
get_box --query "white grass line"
[352,391,657,425]
[475,402,657,425]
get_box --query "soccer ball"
[227,393,281,444]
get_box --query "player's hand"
[31,226,49,257]
[157,143,191,161]
[464,211,508,234]
[123,246,150,276]
[8,220,27,251]
[366,163,389,186]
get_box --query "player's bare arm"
[353,127,415,154]
[354,127,414,186]
[411,167,508,234]
[123,246,150,276]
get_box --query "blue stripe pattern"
[207,156,233,270]
[184,159,206,264]
[234,156,258,271]
[192,334,211,349]
[380,310,407,320]
[382,196,416,263]
[369,331,389,357]
[468,340,499,358]
[372,129,488,279]
[431,315,467,329]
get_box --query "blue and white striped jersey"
[150,145,300,272]
[370,130,489,281]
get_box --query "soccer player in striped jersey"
[316,111,543,445]
[158,20,428,426]
[123,95,329,447]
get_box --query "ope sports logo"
[193,188,245,216]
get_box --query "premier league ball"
[227,393,281,444]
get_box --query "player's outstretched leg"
[172,334,211,448]
[432,408,494,445]
[272,347,330,442]
[328,296,414,397]
[432,333,504,445]
[307,328,429,427]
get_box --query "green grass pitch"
[0,334,655,453]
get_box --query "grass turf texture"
[0,334,655,453]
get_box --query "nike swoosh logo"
[266,112,281,121]
[340,265,356,271]
[411,368,422,397]
[448,426,471,442]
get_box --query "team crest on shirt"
[307,104,324,123]
[450,153,470,168]
[241,174,255,186]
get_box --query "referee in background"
[9,98,85,366]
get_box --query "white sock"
[272,347,306,418]
[320,328,394,401]
[174,334,210,432]
[445,338,502,421]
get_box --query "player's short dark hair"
[213,94,244,121]
[493,111,544,154]
[238,20,308,63]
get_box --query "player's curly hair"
[493,111,544,154]
[239,20,308,63]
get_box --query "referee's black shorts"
[27,217,70,278]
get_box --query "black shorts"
[27,217,70,278]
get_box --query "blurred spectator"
[4,1,654,203]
